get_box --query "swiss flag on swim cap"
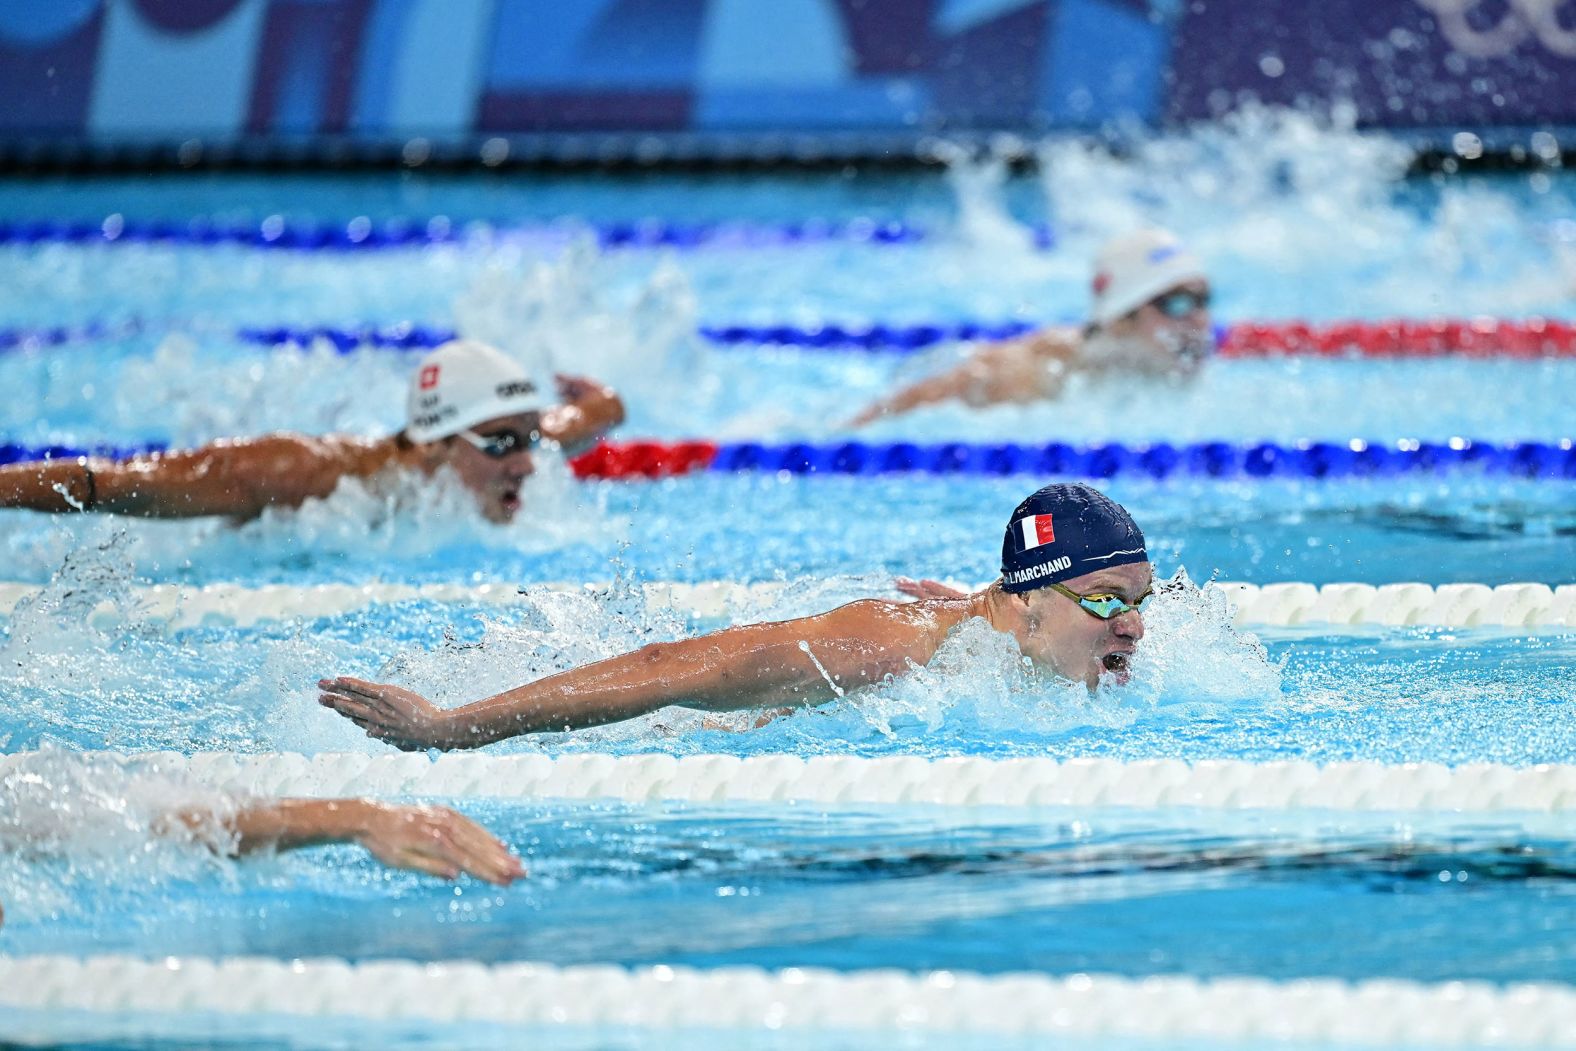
[1092,272,1111,295]
[1017,514,1056,551]
[419,364,440,390]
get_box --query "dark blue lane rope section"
[0,443,168,465]
[4,439,1570,480]
[706,439,1576,479]
[0,216,1038,252]
[0,319,1076,354]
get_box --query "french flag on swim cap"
[1000,482,1147,594]
[1016,514,1056,551]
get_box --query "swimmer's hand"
[318,676,452,751]
[894,577,967,601]
[553,373,600,402]
[355,802,525,885]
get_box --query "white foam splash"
[0,747,241,918]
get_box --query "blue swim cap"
[1001,483,1147,594]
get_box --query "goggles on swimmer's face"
[1048,582,1153,620]
[1147,288,1211,320]
[457,425,542,459]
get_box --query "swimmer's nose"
[507,451,536,479]
[1112,609,1144,641]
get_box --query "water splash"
[453,240,726,434]
[925,137,1038,254]
[1032,104,1571,319]
[0,747,240,919]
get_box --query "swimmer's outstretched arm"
[320,598,960,751]
[0,435,340,519]
[541,374,626,453]
[846,332,1074,426]
[167,797,524,885]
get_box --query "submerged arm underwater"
[168,797,524,884]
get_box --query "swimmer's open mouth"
[1102,652,1129,673]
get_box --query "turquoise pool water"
[1,113,1573,1047]
[8,794,1575,985]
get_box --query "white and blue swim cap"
[405,340,545,443]
[1089,228,1208,325]
[1001,483,1148,594]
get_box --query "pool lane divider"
[5,316,1576,358]
[0,215,940,251]
[6,954,1573,1045]
[567,437,1576,480]
[4,438,1572,481]
[0,580,1570,631]
[198,315,1576,357]
[14,749,1572,813]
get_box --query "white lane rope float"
[9,751,1576,814]
[0,579,1571,630]
[3,954,1575,1045]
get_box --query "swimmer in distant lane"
[0,340,624,525]
[848,228,1212,426]
[319,482,1154,750]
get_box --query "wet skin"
[989,562,1151,687]
[433,411,540,524]
[318,562,1154,750]
[1093,279,1214,375]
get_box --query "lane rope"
[5,316,1574,357]
[6,954,1573,1043]
[572,437,1576,480]
[0,215,936,252]
[0,579,1570,630]
[4,749,1569,812]
[3,437,1572,481]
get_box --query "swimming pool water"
[2,578,1571,766]
[4,473,1570,590]
[7,793,1575,986]
[1,110,1573,1045]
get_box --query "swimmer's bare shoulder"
[976,325,1079,401]
[777,595,978,674]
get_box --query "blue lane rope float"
[6,438,1570,481]
[692,438,1576,480]
[0,216,966,252]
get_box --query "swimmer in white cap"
[319,483,1154,750]
[0,340,625,524]
[847,228,1212,426]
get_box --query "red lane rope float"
[1219,318,1576,358]
[569,440,720,479]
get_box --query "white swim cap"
[404,340,546,443]
[1089,228,1208,325]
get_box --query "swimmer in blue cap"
[0,340,624,524]
[319,482,1153,750]
[848,229,1211,426]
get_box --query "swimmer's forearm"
[435,632,834,745]
[226,798,375,853]
[0,459,101,513]
[167,798,374,855]
[435,609,912,746]
[542,383,626,450]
